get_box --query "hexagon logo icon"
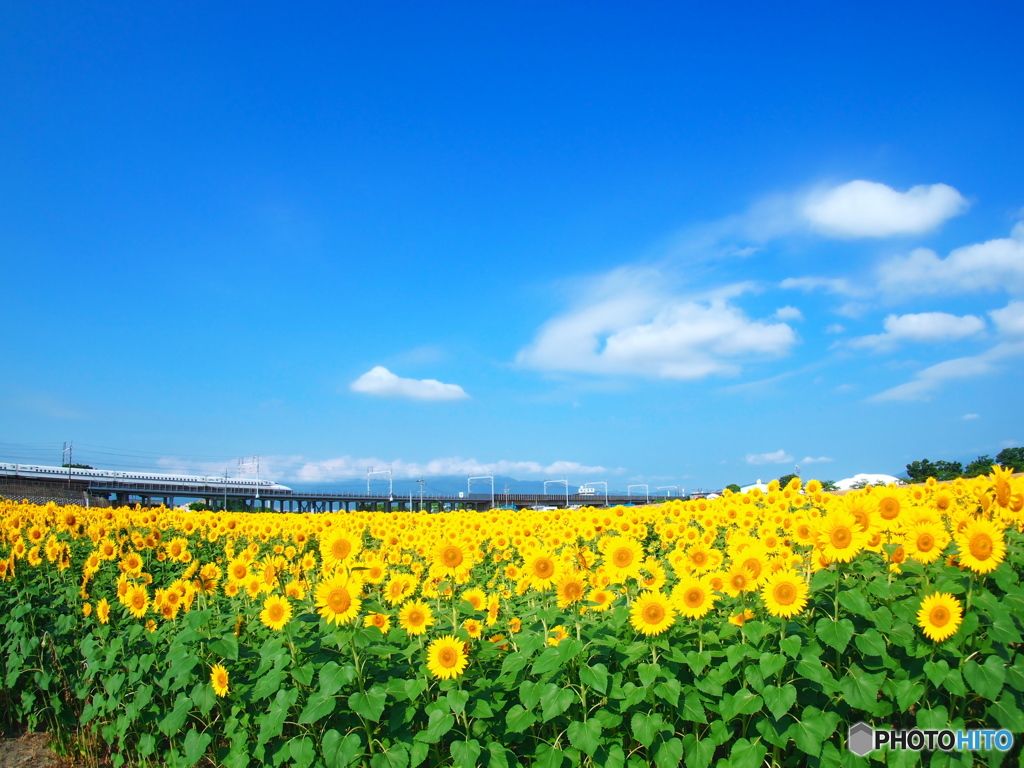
[848,722,874,756]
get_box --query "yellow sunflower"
[600,536,644,583]
[259,595,292,631]
[630,591,676,635]
[954,517,1006,574]
[319,529,362,571]
[671,577,717,619]
[555,573,587,608]
[363,612,392,633]
[431,539,475,577]
[398,601,434,636]
[426,635,468,680]
[210,664,230,697]
[816,510,868,563]
[760,570,809,618]
[721,563,757,597]
[315,573,363,625]
[917,593,963,642]
[585,587,615,613]
[96,598,110,625]
[903,521,950,565]
[728,608,755,627]
[523,549,560,590]
[121,582,148,618]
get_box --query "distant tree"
[906,459,938,484]
[777,473,799,489]
[725,484,741,494]
[995,446,1024,472]
[932,460,964,481]
[61,463,94,469]
[188,501,211,511]
[821,480,839,492]
[964,455,995,478]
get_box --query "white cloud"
[157,454,609,483]
[963,413,979,420]
[517,268,798,380]
[990,300,1024,336]
[877,223,1024,296]
[825,323,846,334]
[774,305,804,321]
[849,312,986,351]
[801,456,834,464]
[802,180,967,238]
[746,449,794,465]
[869,341,1024,402]
[290,456,607,483]
[780,276,862,296]
[350,366,469,401]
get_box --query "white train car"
[0,463,292,493]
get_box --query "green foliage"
[964,455,995,478]
[724,484,741,494]
[995,446,1024,472]
[907,447,1022,483]
[3,491,1024,768]
[776,473,798,488]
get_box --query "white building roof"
[835,473,904,491]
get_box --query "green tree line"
[905,446,1024,483]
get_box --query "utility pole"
[62,441,74,488]
[417,477,425,510]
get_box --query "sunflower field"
[1,470,1023,768]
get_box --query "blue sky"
[3,2,1023,491]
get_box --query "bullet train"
[0,463,293,492]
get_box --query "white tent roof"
[835,473,903,491]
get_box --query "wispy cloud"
[800,456,834,464]
[869,341,1024,402]
[517,267,797,381]
[746,449,794,465]
[350,366,469,401]
[877,222,1024,296]
[848,312,986,351]
[802,180,967,238]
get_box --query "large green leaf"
[451,739,482,768]
[719,689,763,721]
[581,663,610,695]
[350,686,388,722]
[761,683,797,720]
[182,728,212,768]
[319,661,355,697]
[567,718,603,756]
[791,706,838,756]
[964,656,1006,701]
[680,733,714,768]
[987,691,1024,732]
[630,711,667,749]
[540,684,575,722]
[299,691,337,724]
[816,617,855,652]
[729,738,767,768]
[505,704,536,733]
[680,691,708,723]
[158,693,192,737]
[322,730,363,768]
[415,710,455,744]
[923,659,950,687]
[653,737,683,768]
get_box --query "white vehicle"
[0,463,293,493]
[578,486,596,495]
